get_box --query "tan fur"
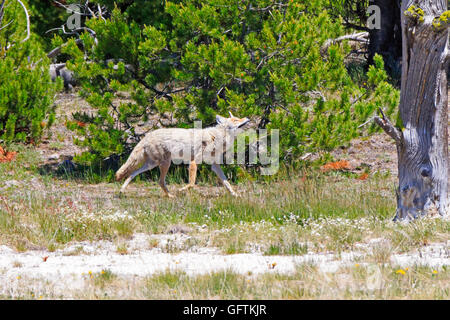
[116,113,249,197]
[115,143,147,181]
[179,160,197,191]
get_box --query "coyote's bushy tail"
[115,144,146,181]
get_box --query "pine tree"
[57,0,399,170]
[0,0,60,143]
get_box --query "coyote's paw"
[115,191,125,198]
[179,184,195,192]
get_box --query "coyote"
[115,113,250,198]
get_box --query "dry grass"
[2,264,448,299]
[0,144,448,256]
[0,143,448,300]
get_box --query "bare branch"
[342,21,370,32]
[0,0,6,27]
[45,25,98,58]
[71,27,96,37]
[15,0,30,43]
[47,38,83,59]
[52,0,87,16]
[0,18,13,31]
[358,117,375,129]
[306,90,327,102]
[321,32,369,55]
[97,4,106,22]
[240,2,288,12]
[46,25,96,38]
[256,50,280,70]
[2,0,30,51]
[374,108,403,145]
[85,3,96,18]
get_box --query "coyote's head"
[216,112,250,133]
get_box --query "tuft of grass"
[387,219,448,253]
[264,240,308,256]
[143,269,248,299]
[116,243,129,255]
[92,269,117,289]
[369,241,393,264]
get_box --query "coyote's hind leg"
[180,160,197,191]
[120,161,156,193]
[159,159,175,198]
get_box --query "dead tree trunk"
[375,0,449,220]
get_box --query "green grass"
[1,143,448,255]
[264,240,308,256]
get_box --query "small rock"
[168,225,192,234]
[48,154,60,161]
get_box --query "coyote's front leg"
[180,160,197,192]
[211,163,238,197]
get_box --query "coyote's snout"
[116,112,250,197]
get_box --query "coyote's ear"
[216,115,226,124]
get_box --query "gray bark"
[50,63,76,90]
[377,0,449,220]
[49,60,135,90]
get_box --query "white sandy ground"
[0,233,448,297]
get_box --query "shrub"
[59,0,398,168]
[0,0,61,143]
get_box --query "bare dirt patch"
[0,233,447,298]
